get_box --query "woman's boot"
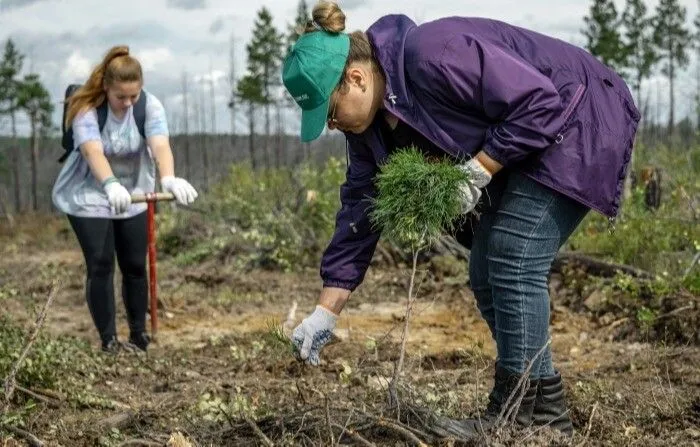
[429,365,538,439]
[531,371,574,437]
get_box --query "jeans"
[68,212,148,344]
[468,172,588,378]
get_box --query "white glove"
[103,181,131,214]
[292,305,338,366]
[457,158,493,214]
[161,176,198,205]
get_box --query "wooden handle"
[131,192,176,203]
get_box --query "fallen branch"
[553,252,653,279]
[98,411,137,430]
[331,423,375,447]
[1,424,45,446]
[14,385,61,408]
[376,417,429,447]
[118,439,162,447]
[243,415,274,447]
[3,283,59,414]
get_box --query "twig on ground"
[118,439,162,447]
[497,339,551,428]
[376,417,429,446]
[243,415,274,447]
[3,283,59,414]
[575,402,598,447]
[683,251,700,280]
[324,393,335,446]
[331,423,375,447]
[335,410,354,447]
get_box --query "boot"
[430,365,538,439]
[101,335,121,354]
[532,371,574,437]
[125,332,151,352]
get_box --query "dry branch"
[3,283,59,414]
[553,252,653,279]
[118,439,162,447]
[1,424,44,446]
[243,415,274,447]
[331,423,375,447]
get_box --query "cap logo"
[294,93,310,102]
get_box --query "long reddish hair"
[64,45,143,127]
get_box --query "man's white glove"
[161,176,198,205]
[292,305,338,366]
[103,180,131,214]
[457,158,493,214]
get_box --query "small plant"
[369,146,469,413]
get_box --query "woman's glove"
[161,176,198,205]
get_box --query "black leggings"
[68,212,148,344]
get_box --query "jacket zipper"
[555,84,585,144]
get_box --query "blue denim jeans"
[468,172,589,378]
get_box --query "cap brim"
[300,98,331,142]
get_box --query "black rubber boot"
[125,332,151,352]
[430,365,538,439]
[532,371,574,437]
[101,335,121,354]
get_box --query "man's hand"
[292,305,338,366]
[457,157,493,214]
[161,176,198,205]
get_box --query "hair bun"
[311,1,346,33]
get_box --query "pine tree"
[287,0,310,50]
[621,0,658,110]
[0,39,25,212]
[247,7,284,168]
[582,0,628,73]
[653,0,692,131]
[236,74,264,170]
[17,73,53,212]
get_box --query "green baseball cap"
[282,31,350,142]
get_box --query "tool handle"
[131,192,175,203]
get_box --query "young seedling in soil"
[369,147,469,417]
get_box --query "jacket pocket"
[555,84,586,144]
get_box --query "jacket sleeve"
[320,137,381,291]
[421,34,565,166]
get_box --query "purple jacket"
[320,15,640,291]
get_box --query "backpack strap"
[95,100,108,132]
[133,91,147,140]
[96,91,147,137]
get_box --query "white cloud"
[135,47,173,72]
[62,50,92,81]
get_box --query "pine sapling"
[369,146,469,414]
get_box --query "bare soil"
[0,215,698,446]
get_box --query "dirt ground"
[0,216,698,446]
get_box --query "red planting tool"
[131,192,175,341]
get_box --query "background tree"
[247,7,284,168]
[0,39,25,212]
[621,0,658,110]
[17,73,53,212]
[583,0,629,73]
[236,73,265,170]
[652,0,692,132]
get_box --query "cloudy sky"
[0,0,698,136]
